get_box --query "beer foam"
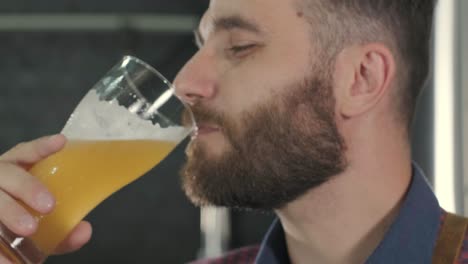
[61,90,190,142]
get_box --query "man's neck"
[276,137,412,264]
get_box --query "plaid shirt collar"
[255,163,441,264]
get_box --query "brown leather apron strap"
[433,213,468,264]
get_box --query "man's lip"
[194,124,221,136]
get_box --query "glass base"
[0,224,47,264]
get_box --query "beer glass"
[0,56,195,264]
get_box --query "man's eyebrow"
[213,15,261,34]
[193,15,262,47]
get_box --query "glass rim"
[122,55,171,86]
[122,55,197,132]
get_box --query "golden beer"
[27,139,177,254]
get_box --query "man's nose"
[173,51,217,105]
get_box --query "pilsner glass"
[0,56,195,264]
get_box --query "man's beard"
[180,75,347,211]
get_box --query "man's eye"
[228,44,257,57]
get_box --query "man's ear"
[333,43,396,119]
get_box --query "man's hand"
[0,135,92,262]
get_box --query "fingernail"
[36,192,55,211]
[19,214,37,231]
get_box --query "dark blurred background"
[0,0,435,263]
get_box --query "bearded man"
[2,1,466,264]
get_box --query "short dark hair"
[298,0,437,130]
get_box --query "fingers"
[0,135,91,257]
[0,135,60,238]
[0,135,90,260]
[0,190,37,236]
[0,134,66,166]
[53,221,93,255]
[0,162,55,215]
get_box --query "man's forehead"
[200,0,248,32]
[198,0,297,38]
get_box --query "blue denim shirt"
[255,164,441,264]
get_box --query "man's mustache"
[182,105,226,128]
